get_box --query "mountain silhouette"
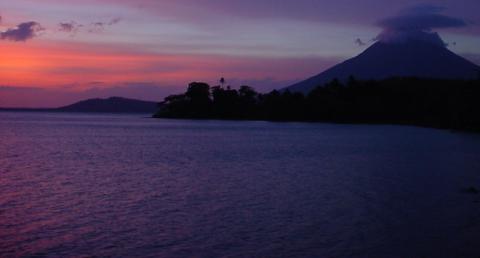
[286,39,480,93]
[58,97,157,113]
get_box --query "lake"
[1,112,479,257]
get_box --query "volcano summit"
[286,34,479,93]
[286,5,479,93]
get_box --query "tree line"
[153,77,480,131]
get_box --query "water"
[1,112,480,258]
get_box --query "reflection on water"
[1,112,480,257]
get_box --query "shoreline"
[152,114,480,133]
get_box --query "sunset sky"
[1,0,480,107]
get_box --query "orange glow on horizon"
[1,40,325,90]
[0,41,208,88]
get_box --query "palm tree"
[220,77,226,87]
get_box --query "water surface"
[1,112,480,257]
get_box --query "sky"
[1,0,480,107]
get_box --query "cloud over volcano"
[376,4,468,47]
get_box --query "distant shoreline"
[0,108,57,112]
[0,108,153,115]
[0,96,158,114]
[153,115,480,134]
[2,108,479,133]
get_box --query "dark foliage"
[154,77,480,131]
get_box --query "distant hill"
[58,97,158,113]
[286,39,480,93]
[0,97,158,114]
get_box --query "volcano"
[286,39,480,93]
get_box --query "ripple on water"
[1,112,480,257]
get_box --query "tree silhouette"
[154,78,480,131]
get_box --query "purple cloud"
[59,21,83,35]
[379,13,467,31]
[376,4,468,46]
[1,21,44,42]
[108,17,122,25]
[88,17,121,33]
[355,38,366,46]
